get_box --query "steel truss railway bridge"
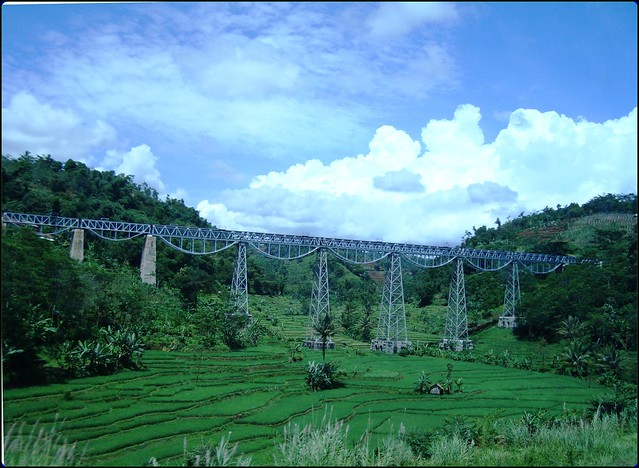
[2,212,598,353]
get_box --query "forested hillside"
[1,153,637,387]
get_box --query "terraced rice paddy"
[3,339,607,466]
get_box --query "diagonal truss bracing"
[440,257,473,351]
[307,249,330,335]
[303,249,335,350]
[1,212,597,272]
[230,242,250,319]
[3,211,605,350]
[371,253,411,353]
[499,262,521,328]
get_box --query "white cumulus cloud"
[198,105,637,246]
[102,144,167,195]
[1,92,116,163]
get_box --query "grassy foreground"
[4,338,633,466]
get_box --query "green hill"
[1,153,637,466]
[1,153,637,386]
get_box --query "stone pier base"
[370,339,412,354]
[302,339,336,351]
[498,316,517,328]
[439,338,474,351]
[140,235,157,286]
[70,229,84,261]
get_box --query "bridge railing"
[2,211,597,271]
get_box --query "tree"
[559,340,592,378]
[414,371,431,394]
[558,316,586,342]
[220,313,248,351]
[1,228,89,384]
[358,306,374,342]
[305,360,341,391]
[313,312,335,361]
[585,304,630,350]
[339,301,359,339]
[596,346,624,380]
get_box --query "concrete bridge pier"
[140,235,157,286]
[70,228,84,261]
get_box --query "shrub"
[414,371,431,394]
[305,361,342,391]
[220,314,248,351]
[55,326,145,378]
[437,416,478,445]
[428,434,474,466]
[401,427,434,458]
[587,381,638,419]
[241,318,270,347]
[287,343,303,363]
[513,357,533,370]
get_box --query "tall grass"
[274,407,415,466]
[427,434,474,466]
[470,406,638,466]
[272,404,637,466]
[3,417,85,466]
[146,432,252,466]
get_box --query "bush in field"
[304,361,342,391]
[492,406,638,466]
[287,342,304,363]
[276,414,355,466]
[588,380,638,419]
[241,317,270,347]
[558,340,592,378]
[55,326,144,377]
[414,371,431,394]
[428,433,474,466]
[220,314,248,351]
[401,427,434,458]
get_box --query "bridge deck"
[2,211,598,272]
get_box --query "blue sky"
[2,2,637,245]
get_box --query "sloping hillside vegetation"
[1,153,637,388]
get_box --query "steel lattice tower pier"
[2,212,598,344]
[230,242,252,323]
[498,262,521,328]
[371,252,411,354]
[440,257,473,351]
[303,248,335,350]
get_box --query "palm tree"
[560,340,592,378]
[597,346,624,379]
[558,315,586,342]
[313,312,335,361]
[414,371,431,394]
[358,306,374,342]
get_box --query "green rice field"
[3,337,608,466]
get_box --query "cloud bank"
[1,92,116,164]
[198,104,637,245]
